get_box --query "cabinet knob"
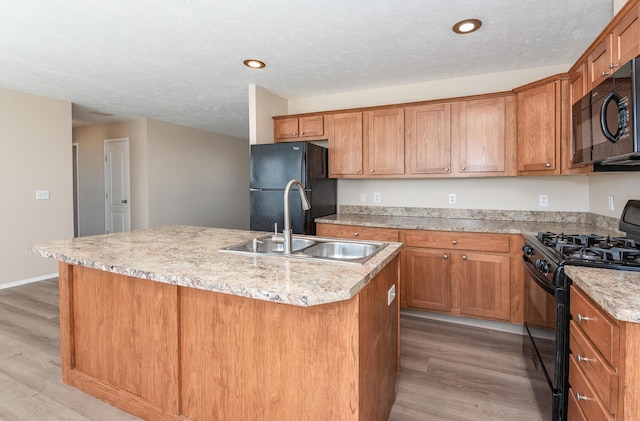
[443,254,448,259]
[610,63,618,69]
[545,163,551,167]
[293,132,297,136]
[452,240,457,245]
[356,169,361,173]
[576,354,591,363]
[576,313,593,322]
[370,169,374,174]
[300,132,304,135]
[461,166,466,171]
[462,255,467,260]
[354,232,359,237]
[601,71,610,77]
[575,392,590,401]
[444,167,450,172]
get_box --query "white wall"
[588,172,640,218]
[0,87,73,286]
[147,119,250,229]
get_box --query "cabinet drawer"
[400,231,510,252]
[316,224,399,242]
[571,287,619,366]
[569,358,613,421]
[570,320,618,415]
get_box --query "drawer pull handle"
[575,392,591,401]
[576,354,591,363]
[353,232,359,237]
[576,313,593,322]
[452,240,457,245]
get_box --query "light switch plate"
[35,190,50,200]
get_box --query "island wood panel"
[358,257,399,420]
[180,257,400,421]
[58,263,180,421]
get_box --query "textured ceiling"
[0,0,613,139]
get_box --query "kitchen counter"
[316,213,621,237]
[564,265,640,323]
[29,224,403,307]
[29,225,401,420]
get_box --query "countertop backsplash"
[337,205,621,233]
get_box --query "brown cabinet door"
[588,35,614,91]
[457,251,511,321]
[403,247,451,312]
[405,103,452,174]
[517,81,558,173]
[455,97,506,174]
[299,115,324,138]
[364,109,405,175]
[328,112,363,176]
[570,62,587,105]
[274,117,299,140]
[613,4,640,68]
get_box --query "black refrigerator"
[250,142,337,235]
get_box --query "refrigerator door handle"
[250,188,263,192]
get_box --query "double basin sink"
[221,234,387,264]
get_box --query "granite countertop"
[316,213,621,237]
[28,225,403,307]
[564,266,640,324]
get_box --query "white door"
[104,138,131,233]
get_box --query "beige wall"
[249,84,288,144]
[74,119,250,234]
[280,64,640,217]
[0,87,73,286]
[147,119,250,229]
[73,120,149,235]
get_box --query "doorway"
[104,138,131,233]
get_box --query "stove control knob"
[522,244,534,256]
[535,258,551,274]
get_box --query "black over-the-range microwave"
[573,57,640,169]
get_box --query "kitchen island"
[29,225,403,421]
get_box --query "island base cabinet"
[58,258,399,421]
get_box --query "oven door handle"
[522,255,555,295]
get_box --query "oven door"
[522,255,561,419]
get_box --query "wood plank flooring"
[0,279,547,421]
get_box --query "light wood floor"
[0,279,547,420]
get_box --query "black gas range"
[521,200,640,421]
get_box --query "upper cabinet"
[274,115,325,142]
[327,112,363,176]
[587,3,640,90]
[405,103,452,175]
[363,108,405,176]
[515,76,565,175]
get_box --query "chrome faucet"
[283,179,311,254]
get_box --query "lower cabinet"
[316,223,523,323]
[401,231,512,322]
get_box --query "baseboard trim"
[401,309,525,335]
[0,273,58,290]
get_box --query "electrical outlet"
[35,190,50,200]
[448,193,456,205]
[360,193,366,202]
[387,284,396,306]
[608,196,615,211]
[373,192,381,204]
[539,194,549,207]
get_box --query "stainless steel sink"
[220,235,387,264]
[303,242,379,261]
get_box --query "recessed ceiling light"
[243,59,266,69]
[452,19,482,34]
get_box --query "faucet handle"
[272,222,283,242]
